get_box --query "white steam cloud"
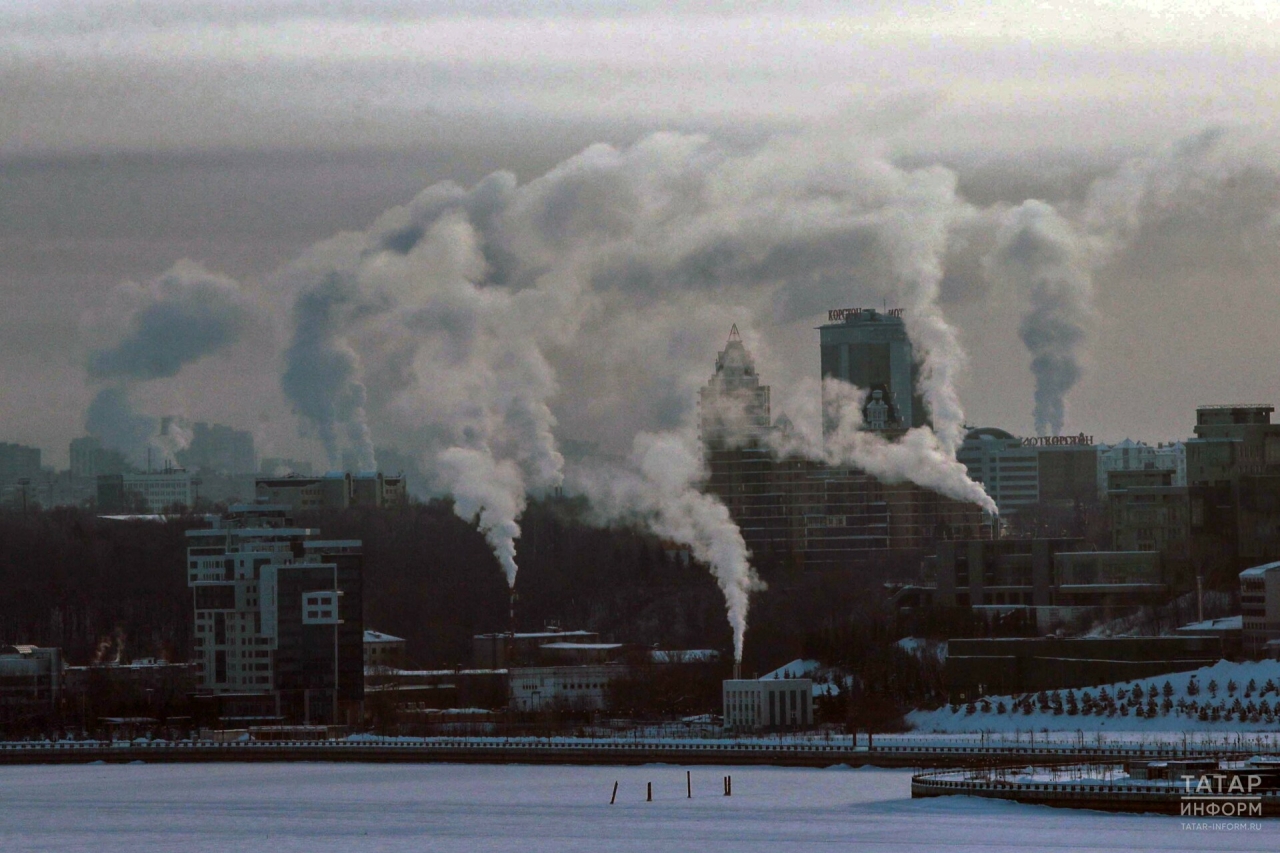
[987,200,1094,437]
[770,377,997,515]
[572,429,764,662]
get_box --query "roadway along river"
[0,763,1271,851]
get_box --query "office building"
[508,664,626,712]
[185,505,363,724]
[97,468,193,513]
[0,442,41,486]
[1186,404,1280,571]
[70,436,132,479]
[363,630,406,670]
[471,628,601,669]
[931,538,1166,629]
[255,472,407,512]
[818,307,924,433]
[701,325,989,570]
[176,422,257,474]
[956,428,1101,514]
[1107,468,1190,567]
[699,324,771,450]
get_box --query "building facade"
[722,676,814,732]
[1240,562,1280,658]
[931,538,1166,628]
[255,472,407,512]
[702,325,989,570]
[1186,405,1280,573]
[97,468,193,513]
[508,664,625,712]
[956,429,1100,515]
[818,307,924,433]
[0,645,61,720]
[176,422,257,474]
[186,505,363,724]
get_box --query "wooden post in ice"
[687,770,692,799]
[647,782,652,802]
[727,775,732,796]
[610,781,618,805]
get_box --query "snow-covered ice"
[0,763,1273,852]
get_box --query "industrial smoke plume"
[571,429,764,662]
[84,262,253,467]
[768,378,998,515]
[987,200,1094,438]
[98,130,1217,652]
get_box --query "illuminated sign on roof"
[827,307,903,322]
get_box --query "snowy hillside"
[909,659,1280,733]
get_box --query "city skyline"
[4,3,1280,475]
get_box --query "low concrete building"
[1241,562,1280,658]
[98,468,193,513]
[0,645,62,717]
[255,472,407,512]
[723,675,814,732]
[508,664,626,712]
[363,631,407,669]
[472,628,600,668]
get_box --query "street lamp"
[17,477,30,513]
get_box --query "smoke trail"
[438,447,526,587]
[88,260,253,382]
[770,377,997,514]
[988,200,1093,436]
[84,386,157,469]
[281,272,376,471]
[573,429,764,661]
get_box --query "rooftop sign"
[1021,434,1093,447]
[828,307,903,322]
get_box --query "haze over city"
[5,0,1280,476]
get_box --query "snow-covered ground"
[911,660,1280,734]
[0,763,1272,852]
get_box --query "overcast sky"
[5,0,1280,469]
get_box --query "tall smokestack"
[733,662,741,680]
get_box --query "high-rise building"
[701,324,987,570]
[176,422,256,474]
[1186,404,1280,573]
[185,506,363,724]
[818,307,925,433]
[69,436,131,479]
[699,324,771,451]
[0,442,42,485]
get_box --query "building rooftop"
[363,630,405,644]
[1240,561,1280,578]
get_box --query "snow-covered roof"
[1177,615,1243,633]
[1240,561,1280,578]
[650,649,719,663]
[363,630,405,644]
[539,642,623,650]
[760,659,820,680]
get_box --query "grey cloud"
[88,261,253,381]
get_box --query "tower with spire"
[699,325,772,452]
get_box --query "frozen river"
[0,762,1273,852]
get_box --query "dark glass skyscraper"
[818,307,926,433]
